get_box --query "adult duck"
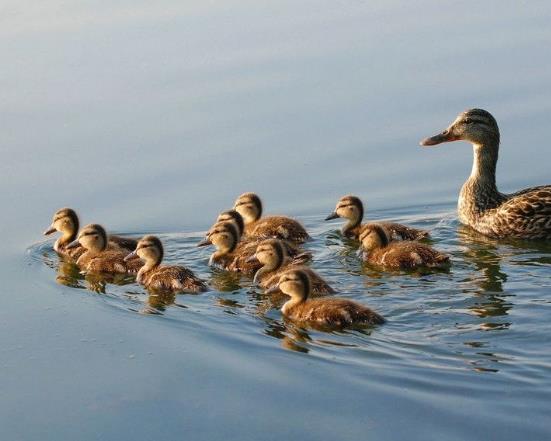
[421,109,551,240]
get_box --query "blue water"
[1,1,551,440]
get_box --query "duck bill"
[123,250,138,262]
[325,212,339,221]
[197,238,212,247]
[43,226,56,236]
[245,254,259,264]
[66,239,80,249]
[420,130,459,147]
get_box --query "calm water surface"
[1,1,551,440]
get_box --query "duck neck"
[459,141,505,220]
[57,229,77,249]
[342,215,362,236]
[281,293,305,315]
[254,255,284,283]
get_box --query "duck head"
[233,192,262,224]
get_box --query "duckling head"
[325,195,364,226]
[68,224,108,252]
[250,239,287,284]
[44,208,79,239]
[269,269,310,302]
[234,192,262,224]
[198,221,239,254]
[420,109,500,148]
[359,224,389,253]
[216,209,245,237]
[125,235,163,267]
[254,239,286,267]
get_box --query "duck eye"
[464,118,472,124]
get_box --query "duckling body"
[68,224,142,274]
[127,236,207,293]
[421,109,551,240]
[211,209,309,260]
[234,193,310,243]
[251,239,334,295]
[360,224,449,269]
[326,195,428,241]
[44,208,137,259]
[270,269,384,328]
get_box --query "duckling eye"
[464,118,473,125]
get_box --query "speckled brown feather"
[139,265,207,293]
[83,249,143,274]
[284,298,385,328]
[366,240,450,269]
[246,216,310,243]
[345,222,428,241]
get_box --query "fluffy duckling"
[249,239,334,295]
[208,209,309,260]
[326,195,428,240]
[421,108,551,240]
[67,224,142,274]
[125,236,207,293]
[233,192,310,243]
[44,208,137,259]
[359,224,449,269]
[268,269,385,328]
[197,221,261,274]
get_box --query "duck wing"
[493,186,551,239]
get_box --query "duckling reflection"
[268,269,385,330]
[326,195,429,240]
[54,259,84,288]
[233,192,310,243]
[457,226,512,325]
[44,208,137,259]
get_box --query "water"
[1,1,551,440]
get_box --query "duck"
[420,108,551,240]
[67,224,143,274]
[124,235,207,293]
[359,224,449,269]
[325,195,429,240]
[197,221,262,274]
[233,192,310,243]
[44,208,138,259]
[208,209,310,260]
[249,239,334,295]
[267,269,385,328]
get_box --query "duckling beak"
[246,254,259,264]
[266,285,280,294]
[325,212,339,221]
[43,226,56,236]
[123,250,138,262]
[197,238,212,247]
[420,129,459,146]
[66,239,80,249]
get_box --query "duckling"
[233,192,310,243]
[67,224,142,274]
[44,208,138,259]
[125,236,207,293]
[208,209,310,260]
[249,239,334,295]
[325,195,429,240]
[268,269,385,328]
[421,108,551,240]
[359,224,449,269]
[197,221,261,274]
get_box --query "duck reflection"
[458,226,512,330]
